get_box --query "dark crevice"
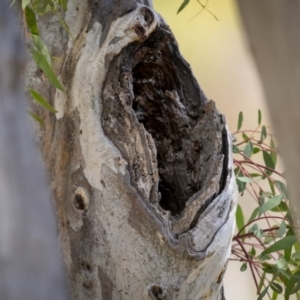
[102,25,227,218]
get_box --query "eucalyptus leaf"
[259,125,267,143]
[270,282,282,294]
[177,0,190,14]
[31,35,51,66]
[244,141,253,158]
[259,195,283,216]
[261,236,297,257]
[236,204,245,234]
[257,286,269,300]
[29,89,57,113]
[237,111,243,131]
[31,49,65,92]
[263,150,275,176]
[240,262,247,272]
[278,220,286,238]
[25,6,39,36]
[258,109,262,125]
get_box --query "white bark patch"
[66,5,158,191]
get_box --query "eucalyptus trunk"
[26,0,237,299]
[236,0,300,240]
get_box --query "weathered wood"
[0,2,68,299]
[236,0,300,239]
[26,0,237,299]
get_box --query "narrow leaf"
[232,144,240,153]
[270,282,282,294]
[274,180,289,200]
[31,35,51,66]
[258,286,269,300]
[31,49,65,92]
[253,147,260,154]
[237,111,243,131]
[263,150,275,176]
[259,195,283,216]
[249,207,259,222]
[244,141,253,158]
[240,262,247,272]
[25,6,39,36]
[278,221,286,238]
[237,176,259,183]
[236,204,245,234]
[28,110,44,125]
[268,179,275,195]
[270,137,277,165]
[261,236,297,257]
[29,89,57,113]
[177,0,190,14]
[260,125,267,143]
[258,109,262,125]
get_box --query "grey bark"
[0,2,68,300]
[236,0,300,237]
[25,0,237,299]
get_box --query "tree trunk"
[0,2,68,299]
[236,0,300,238]
[26,0,237,299]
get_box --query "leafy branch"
[232,110,300,300]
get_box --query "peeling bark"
[26,1,237,299]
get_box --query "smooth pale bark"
[26,0,237,299]
[236,0,300,238]
[0,2,68,300]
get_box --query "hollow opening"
[130,27,225,217]
[102,26,226,219]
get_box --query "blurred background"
[153,0,270,299]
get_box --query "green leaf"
[22,0,31,9]
[31,49,65,92]
[240,262,247,272]
[237,111,243,131]
[270,282,282,294]
[259,125,267,143]
[244,141,253,158]
[278,221,286,238]
[236,204,245,234]
[285,271,300,300]
[237,176,260,183]
[270,137,277,165]
[258,286,269,300]
[263,150,275,176]
[250,247,256,257]
[259,195,283,216]
[31,35,51,66]
[271,200,288,213]
[276,258,287,269]
[268,179,275,195]
[177,0,190,14]
[258,109,262,125]
[274,180,289,200]
[242,132,249,141]
[25,6,39,36]
[29,89,57,113]
[249,207,259,222]
[261,236,297,257]
[232,144,240,153]
[253,147,260,154]
[28,110,44,125]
